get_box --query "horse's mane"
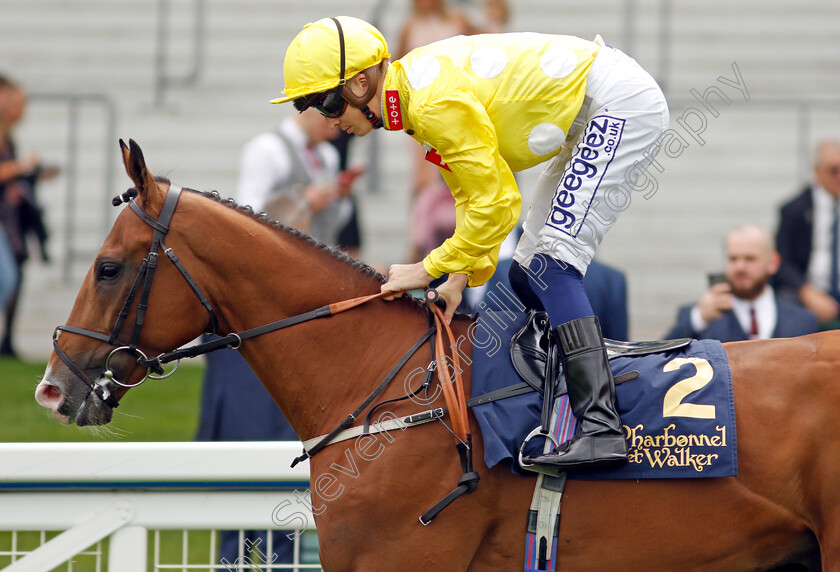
[186,186,387,280]
[166,183,430,314]
[115,178,434,315]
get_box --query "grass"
[0,529,322,571]
[0,357,204,442]
[0,357,322,571]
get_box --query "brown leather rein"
[51,185,470,448]
[52,183,477,524]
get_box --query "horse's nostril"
[35,381,64,408]
[44,384,62,401]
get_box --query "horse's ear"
[119,138,165,215]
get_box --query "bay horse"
[36,140,835,571]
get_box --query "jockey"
[272,16,669,472]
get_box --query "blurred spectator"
[328,130,363,259]
[195,343,297,568]
[581,258,628,341]
[396,0,473,262]
[236,107,364,247]
[395,0,473,60]
[667,223,818,341]
[0,230,15,310]
[0,74,56,358]
[479,0,510,33]
[467,226,629,340]
[197,108,364,566]
[775,139,840,327]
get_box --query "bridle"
[52,182,479,522]
[52,184,218,408]
[51,183,402,409]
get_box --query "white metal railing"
[0,442,318,572]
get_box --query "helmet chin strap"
[359,104,384,129]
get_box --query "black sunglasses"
[292,17,348,119]
[293,85,348,118]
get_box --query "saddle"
[509,311,692,571]
[509,310,692,394]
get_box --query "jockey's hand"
[434,273,469,324]
[381,261,434,300]
[697,282,733,322]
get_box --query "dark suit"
[478,257,629,341]
[195,340,297,565]
[195,343,296,441]
[774,185,814,303]
[665,297,819,342]
[582,260,629,341]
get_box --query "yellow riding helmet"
[270,16,390,105]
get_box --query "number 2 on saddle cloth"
[469,310,738,481]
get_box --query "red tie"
[304,147,322,171]
[749,306,758,338]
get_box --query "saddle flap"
[604,337,693,358]
[509,310,556,394]
[509,311,693,389]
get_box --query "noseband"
[51,183,432,418]
[52,184,219,408]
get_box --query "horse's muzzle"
[36,366,115,426]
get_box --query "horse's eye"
[97,262,122,281]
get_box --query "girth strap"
[291,322,437,467]
[298,371,640,451]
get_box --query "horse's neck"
[235,293,431,441]
[189,203,430,439]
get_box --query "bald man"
[776,140,840,324]
[667,223,819,341]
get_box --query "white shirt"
[236,117,340,212]
[806,184,840,292]
[690,285,778,339]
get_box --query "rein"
[53,182,477,522]
[52,184,216,406]
[53,183,406,402]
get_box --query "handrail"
[656,0,673,93]
[623,0,636,57]
[153,0,206,107]
[27,92,118,282]
[665,96,840,183]
[0,441,309,484]
[0,442,315,572]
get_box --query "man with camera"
[666,223,819,342]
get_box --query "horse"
[35,140,835,571]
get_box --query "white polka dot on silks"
[540,47,578,79]
[407,55,441,90]
[528,123,566,156]
[470,47,508,79]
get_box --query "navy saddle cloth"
[470,311,737,480]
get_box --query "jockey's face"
[324,73,383,137]
[326,104,375,137]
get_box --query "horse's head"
[36,140,216,426]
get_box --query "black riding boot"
[528,316,627,471]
